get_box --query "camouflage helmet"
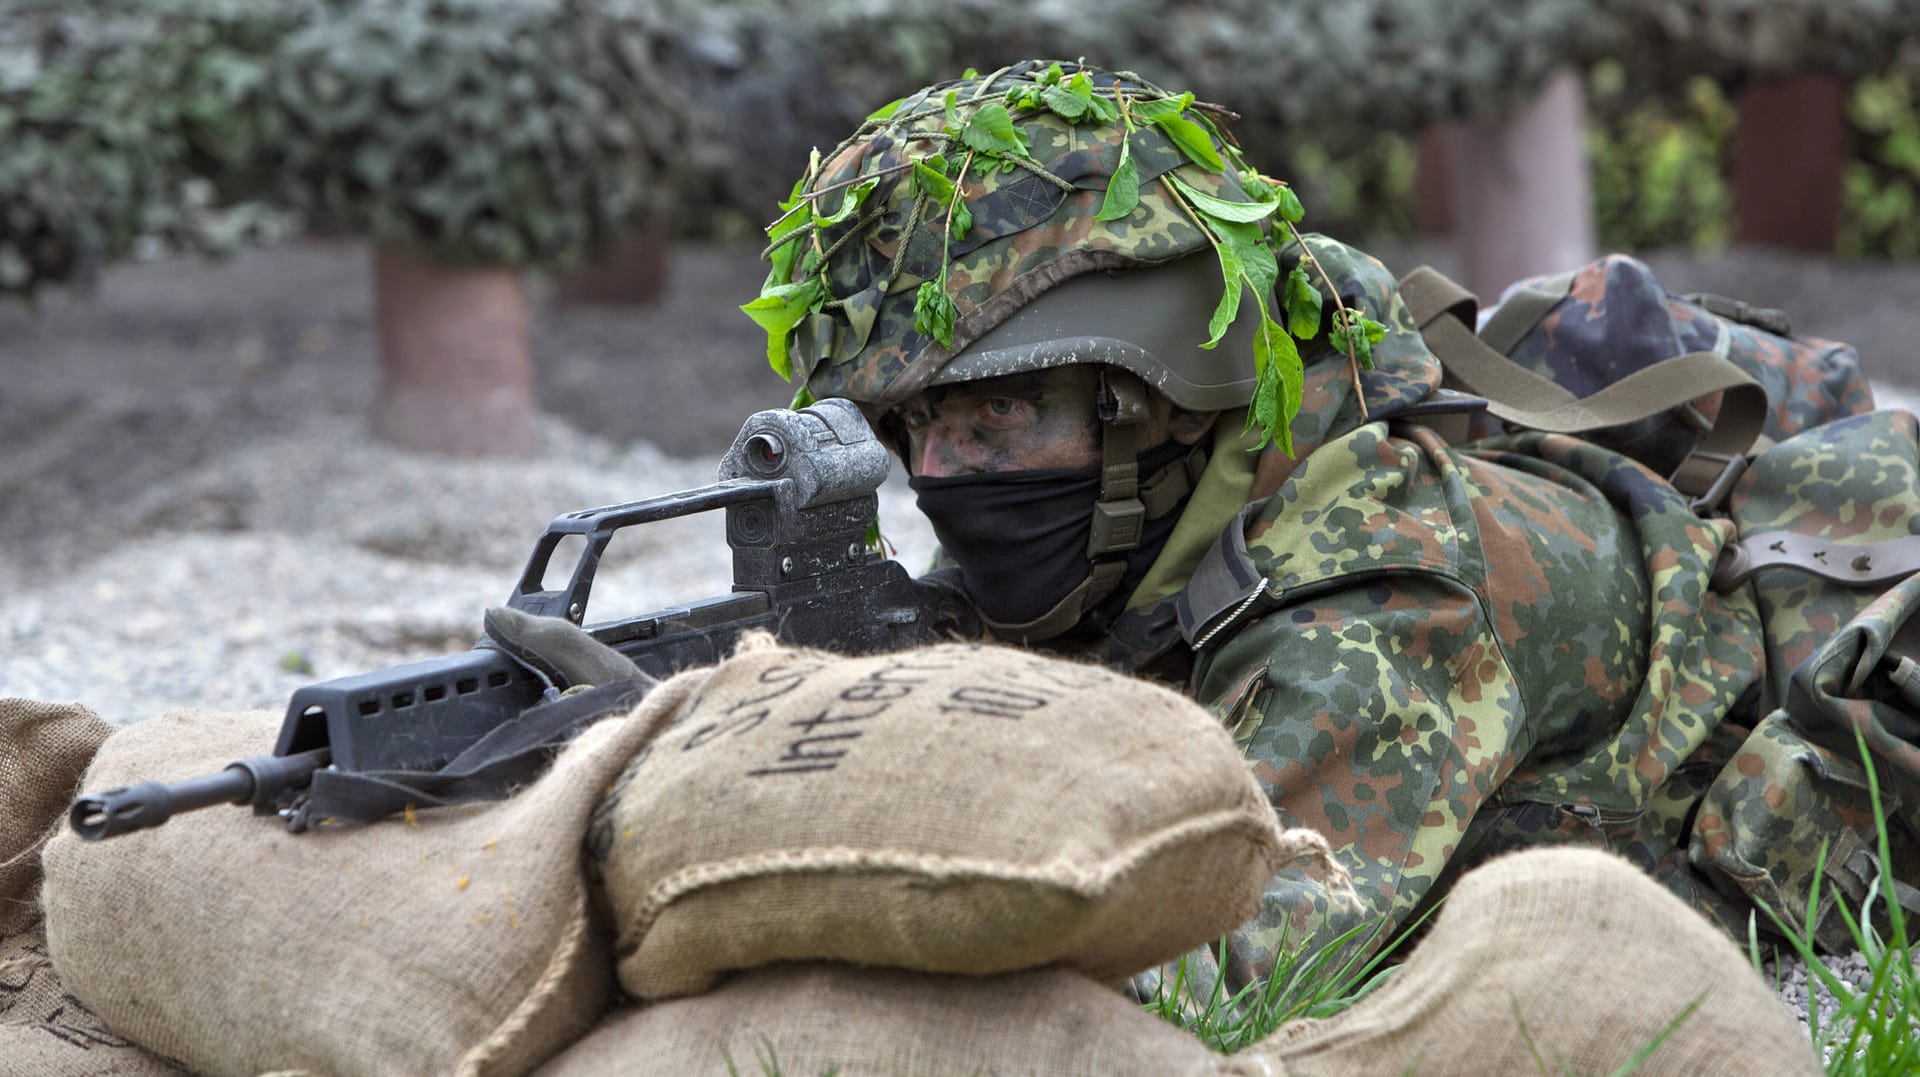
[745,59,1308,435]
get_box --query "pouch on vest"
[1692,410,1920,947]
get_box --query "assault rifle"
[70,400,960,840]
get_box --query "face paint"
[890,367,1103,478]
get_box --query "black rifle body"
[71,401,951,839]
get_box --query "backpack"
[1402,254,1919,944]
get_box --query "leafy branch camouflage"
[744,60,1385,452]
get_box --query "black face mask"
[909,438,1192,627]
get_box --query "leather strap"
[1399,265,1772,501]
[1711,530,1920,593]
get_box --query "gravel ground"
[3,235,1918,1048]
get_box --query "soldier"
[745,60,1918,998]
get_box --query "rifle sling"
[296,679,654,828]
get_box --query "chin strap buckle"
[1089,497,1146,556]
[1092,369,1151,557]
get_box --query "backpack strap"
[1476,268,1579,355]
[1399,266,1772,509]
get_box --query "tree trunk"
[372,243,536,456]
[1439,67,1597,304]
[1414,129,1453,236]
[1733,75,1847,252]
[554,223,671,306]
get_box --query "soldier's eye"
[983,398,1020,418]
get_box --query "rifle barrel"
[69,747,332,841]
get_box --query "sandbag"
[591,635,1336,999]
[537,962,1224,1077]
[0,698,115,936]
[41,667,709,1077]
[1,925,186,1075]
[1227,846,1822,1077]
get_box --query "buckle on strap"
[1711,530,1920,594]
[1673,450,1748,515]
[1089,496,1146,556]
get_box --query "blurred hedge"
[5,0,1917,299]
[0,0,693,296]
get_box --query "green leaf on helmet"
[1283,266,1322,340]
[790,384,817,409]
[762,178,812,288]
[742,278,825,381]
[1151,113,1224,172]
[1200,223,1244,350]
[1274,184,1306,223]
[914,159,955,203]
[1068,72,1117,115]
[1129,93,1194,123]
[1241,173,1279,203]
[961,67,980,79]
[961,104,1030,157]
[950,198,973,240]
[1329,311,1387,370]
[1165,172,1274,222]
[1041,84,1089,122]
[1038,71,1115,125]
[1248,314,1302,455]
[764,235,802,292]
[1095,140,1139,221]
[865,97,904,123]
[1039,62,1066,86]
[914,278,958,348]
[812,177,877,226]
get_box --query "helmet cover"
[743,59,1333,452]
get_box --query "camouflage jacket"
[1106,236,1917,999]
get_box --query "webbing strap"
[1710,530,1920,594]
[1091,369,1148,558]
[1399,265,1771,500]
[1476,268,1579,355]
[980,559,1131,644]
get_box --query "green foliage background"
[2,0,1917,300]
[0,0,690,297]
[1287,62,1920,260]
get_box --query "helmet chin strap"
[979,368,1200,644]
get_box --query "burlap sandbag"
[1226,846,1823,1077]
[0,698,115,936]
[538,962,1224,1077]
[1,925,187,1075]
[42,668,709,1077]
[592,635,1338,999]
